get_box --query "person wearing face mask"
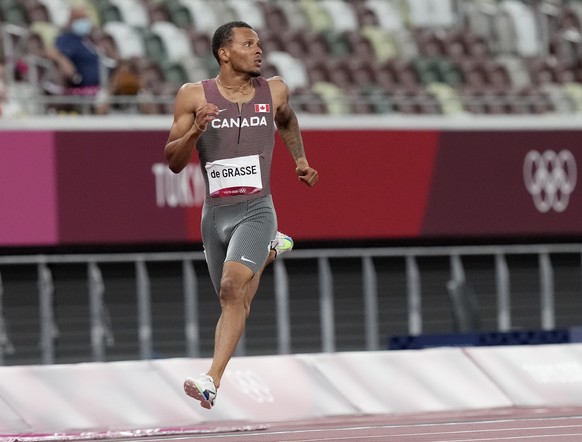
[54,7,106,113]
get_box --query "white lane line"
[112,416,582,440]
[170,422,582,440]
[217,432,582,442]
[433,434,582,442]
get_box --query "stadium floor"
[151,408,582,441]
[13,406,579,442]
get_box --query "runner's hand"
[296,160,318,187]
[194,101,219,132]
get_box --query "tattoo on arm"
[277,107,306,161]
[281,129,305,160]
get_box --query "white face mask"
[71,18,92,36]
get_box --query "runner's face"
[226,27,262,76]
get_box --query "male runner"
[164,21,318,409]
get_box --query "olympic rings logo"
[523,150,577,213]
[226,369,274,403]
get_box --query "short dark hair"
[211,21,253,63]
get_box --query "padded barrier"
[299,350,512,414]
[2,344,582,438]
[465,344,582,407]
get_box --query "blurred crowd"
[2,0,582,116]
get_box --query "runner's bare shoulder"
[177,81,204,98]
[267,76,287,86]
[266,76,289,98]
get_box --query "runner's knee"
[218,276,244,305]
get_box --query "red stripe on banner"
[270,130,440,240]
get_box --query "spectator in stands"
[107,59,157,114]
[54,6,107,114]
[164,21,318,410]
[0,60,36,117]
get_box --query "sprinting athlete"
[164,21,318,409]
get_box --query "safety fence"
[0,243,580,366]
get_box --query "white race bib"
[205,155,263,198]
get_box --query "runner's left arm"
[270,77,318,187]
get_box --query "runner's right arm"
[164,82,219,173]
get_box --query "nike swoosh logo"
[241,256,256,264]
[217,108,227,114]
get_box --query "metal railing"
[1,90,575,117]
[0,243,580,365]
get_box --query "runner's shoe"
[184,374,217,409]
[270,231,294,258]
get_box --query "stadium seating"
[312,80,352,113]
[102,22,146,59]
[29,21,59,48]
[108,0,149,28]
[266,50,310,91]
[226,0,267,29]
[2,0,582,115]
[0,1,29,27]
[37,0,72,27]
[95,1,122,24]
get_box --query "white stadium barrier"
[2,344,582,437]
